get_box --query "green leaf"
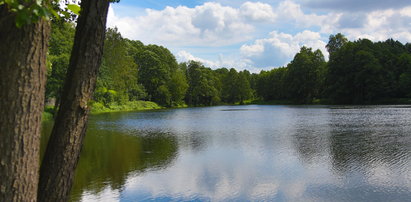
[50,8,59,19]
[67,4,80,15]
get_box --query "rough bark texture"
[0,6,50,202]
[38,0,110,201]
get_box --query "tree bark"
[38,0,110,201]
[0,6,50,202]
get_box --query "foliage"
[46,26,411,108]
[45,20,75,106]
[131,42,188,106]
[0,0,58,27]
[326,38,411,104]
[286,47,326,103]
[185,61,221,106]
[326,33,348,55]
[96,28,141,104]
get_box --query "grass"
[42,105,55,121]
[90,100,163,113]
[42,101,163,121]
[42,111,54,121]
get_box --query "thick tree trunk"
[0,6,50,202]
[38,0,110,201]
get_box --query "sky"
[107,0,411,72]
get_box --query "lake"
[41,105,411,201]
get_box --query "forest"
[47,22,411,110]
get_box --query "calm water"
[41,105,411,202]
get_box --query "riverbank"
[90,101,163,113]
[42,100,163,121]
[42,98,411,121]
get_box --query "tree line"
[47,25,411,108]
[47,25,254,107]
[256,34,411,104]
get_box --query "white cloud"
[335,7,411,42]
[107,2,280,47]
[276,0,339,32]
[240,30,328,68]
[176,50,257,72]
[176,50,219,68]
[240,2,276,22]
[301,0,411,12]
[108,1,411,72]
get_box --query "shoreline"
[42,98,411,121]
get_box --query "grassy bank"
[91,100,163,113]
[42,98,411,121]
[42,100,163,121]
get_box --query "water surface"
[42,105,411,201]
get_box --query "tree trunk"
[38,0,110,201]
[0,6,50,202]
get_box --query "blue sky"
[107,0,411,72]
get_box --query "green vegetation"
[255,35,411,104]
[90,100,162,113]
[46,21,411,109]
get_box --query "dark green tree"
[327,39,384,104]
[286,47,326,103]
[326,33,348,56]
[237,71,253,104]
[398,54,411,97]
[185,61,220,106]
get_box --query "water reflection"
[41,119,178,202]
[41,105,411,201]
[289,106,411,201]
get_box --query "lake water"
[41,105,411,201]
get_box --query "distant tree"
[169,68,189,105]
[398,54,411,97]
[222,68,240,103]
[135,50,169,104]
[327,39,384,104]
[96,27,139,104]
[237,71,253,104]
[286,47,326,103]
[132,43,186,106]
[185,61,220,105]
[326,33,348,56]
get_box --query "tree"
[221,68,240,103]
[286,47,325,103]
[326,40,384,104]
[237,71,253,104]
[96,27,139,104]
[326,33,348,56]
[185,61,220,106]
[135,50,169,104]
[38,0,112,201]
[168,68,189,105]
[132,43,184,106]
[398,54,411,97]
[0,2,50,201]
